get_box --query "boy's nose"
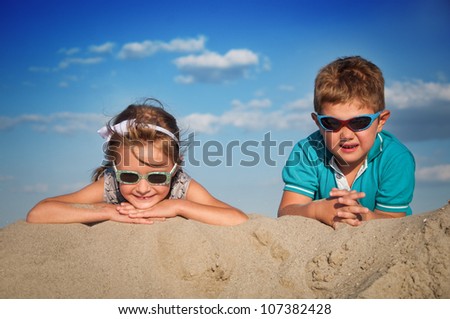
[339,125,354,139]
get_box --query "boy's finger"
[342,218,362,227]
[330,189,366,198]
[337,211,357,219]
[337,203,369,214]
[329,189,349,196]
[337,197,366,207]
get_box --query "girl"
[27,99,248,226]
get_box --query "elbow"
[236,213,249,225]
[226,211,249,226]
[277,205,289,218]
[26,207,43,223]
[26,200,49,223]
[26,210,38,223]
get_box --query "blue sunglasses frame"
[315,111,381,132]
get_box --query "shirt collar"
[367,132,383,162]
[329,156,368,189]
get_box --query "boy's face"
[313,101,390,171]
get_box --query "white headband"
[97,119,179,143]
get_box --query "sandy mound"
[1,205,449,298]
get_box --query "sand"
[1,205,449,298]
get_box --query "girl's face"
[313,101,389,172]
[116,142,175,210]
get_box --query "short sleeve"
[169,169,192,199]
[282,133,327,199]
[103,168,127,204]
[375,145,415,215]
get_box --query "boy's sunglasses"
[113,163,178,185]
[315,112,381,132]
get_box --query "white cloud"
[0,106,308,138]
[175,49,258,69]
[0,115,34,130]
[173,49,259,84]
[180,113,221,134]
[89,42,116,54]
[118,41,157,59]
[262,56,271,71]
[386,80,450,109]
[118,36,206,59]
[60,182,88,193]
[58,47,81,55]
[0,112,108,134]
[284,96,313,110]
[161,36,206,52]
[383,79,450,141]
[220,108,285,131]
[416,164,450,183]
[58,75,79,88]
[174,75,195,84]
[279,84,295,92]
[180,98,315,134]
[22,183,49,193]
[436,71,447,82]
[254,89,265,97]
[31,43,111,73]
[58,57,104,69]
[231,98,272,110]
[0,175,14,182]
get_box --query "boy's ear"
[311,113,320,128]
[377,110,391,132]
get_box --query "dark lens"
[119,172,139,183]
[321,117,341,131]
[147,173,168,184]
[349,116,371,131]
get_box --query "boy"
[278,56,415,228]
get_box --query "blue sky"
[1,0,450,227]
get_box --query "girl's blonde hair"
[92,98,181,181]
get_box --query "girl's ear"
[377,110,391,132]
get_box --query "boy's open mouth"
[340,143,359,150]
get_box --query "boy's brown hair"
[313,56,385,113]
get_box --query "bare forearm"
[26,200,114,224]
[363,209,406,221]
[278,201,317,219]
[172,199,248,226]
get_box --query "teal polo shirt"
[282,130,415,215]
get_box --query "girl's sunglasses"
[315,111,381,132]
[113,163,178,185]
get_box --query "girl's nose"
[135,179,152,194]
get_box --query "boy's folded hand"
[328,188,370,228]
